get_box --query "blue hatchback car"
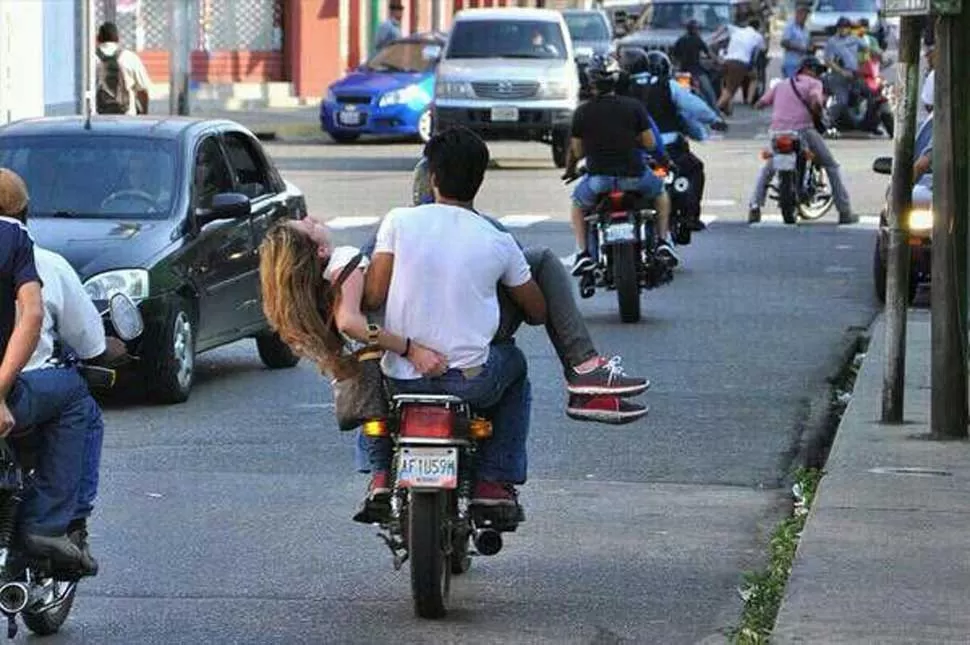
[321,33,445,144]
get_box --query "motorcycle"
[565,161,674,324]
[652,159,696,246]
[754,131,835,225]
[822,60,895,137]
[362,395,519,619]
[0,293,143,640]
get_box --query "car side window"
[193,136,235,210]
[222,132,274,199]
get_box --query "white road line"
[326,216,380,229]
[701,199,736,208]
[701,214,719,225]
[749,214,880,229]
[499,214,552,227]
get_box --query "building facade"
[0,0,573,124]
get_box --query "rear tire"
[778,173,798,225]
[613,243,641,323]
[256,332,300,369]
[22,582,76,636]
[410,491,448,619]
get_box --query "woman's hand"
[406,342,448,377]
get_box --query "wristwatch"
[366,323,381,345]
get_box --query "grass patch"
[731,339,869,644]
[731,467,823,644]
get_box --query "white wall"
[0,0,80,125]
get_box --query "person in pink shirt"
[747,56,856,224]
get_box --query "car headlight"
[379,84,429,107]
[83,269,150,302]
[540,79,570,99]
[435,79,474,99]
[907,209,933,232]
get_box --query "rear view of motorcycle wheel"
[613,244,642,323]
[22,583,76,636]
[409,491,449,619]
[778,173,798,225]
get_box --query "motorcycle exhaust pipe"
[473,528,503,556]
[0,582,29,615]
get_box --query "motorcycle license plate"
[397,447,458,489]
[773,154,797,171]
[604,222,635,243]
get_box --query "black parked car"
[0,116,308,403]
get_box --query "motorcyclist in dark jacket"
[618,49,726,231]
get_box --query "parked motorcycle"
[752,131,835,225]
[362,394,519,619]
[565,161,674,323]
[0,293,143,639]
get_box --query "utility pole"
[80,0,93,119]
[881,17,921,423]
[168,0,191,115]
[931,2,969,439]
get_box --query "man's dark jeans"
[7,367,94,536]
[366,342,531,483]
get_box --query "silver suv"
[432,8,580,168]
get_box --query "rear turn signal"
[469,417,493,440]
[362,419,388,437]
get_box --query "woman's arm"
[334,269,448,375]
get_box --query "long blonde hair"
[258,223,358,380]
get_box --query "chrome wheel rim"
[173,311,194,389]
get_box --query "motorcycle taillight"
[608,191,625,211]
[774,135,796,153]
[400,405,456,439]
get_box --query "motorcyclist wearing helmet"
[564,55,677,275]
[748,56,856,224]
[620,49,726,233]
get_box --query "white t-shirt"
[921,70,934,110]
[324,245,370,284]
[373,204,532,380]
[25,247,106,371]
[95,43,152,115]
[725,25,766,64]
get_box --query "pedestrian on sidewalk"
[374,1,404,53]
[95,22,152,115]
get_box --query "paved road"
[34,108,891,643]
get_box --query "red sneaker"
[566,394,649,425]
[352,471,391,525]
[368,471,390,498]
[470,481,518,507]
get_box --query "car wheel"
[256,332,300,369]
[417,109,433,144]
[330,132,360,144]
[143,299,196,404]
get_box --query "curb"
[788,324,873,476]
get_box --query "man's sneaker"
[23,533,95,575]
[839,212,859,225]
[66,519,98,577]
[470,481,518,507]
[571,251,596,276]
[566,394,649,425]
[748,206,762,224]
[352,471,392,524]
[567,356,650,397]
[656,240,680,267]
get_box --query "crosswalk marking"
[749,214,879,229]
[326,216,380,229]
[499,214,552,227]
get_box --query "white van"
[432,8,580,167]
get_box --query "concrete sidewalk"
[773,309,970,644]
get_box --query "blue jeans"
[74,405,104,522]
[7,367,94,536]
[572,172,664,209]
[362,342,531,484]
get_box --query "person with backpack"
[95,22,152,115]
